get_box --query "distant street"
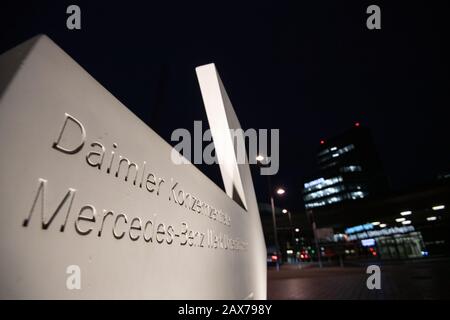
[267,258,450,299]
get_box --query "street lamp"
[256,155,284,270]
[256,155,265,162]
[282,209,295,256]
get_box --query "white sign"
[361,239,375,247]
[0,35,266,299]
[347,226,415,241]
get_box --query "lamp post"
[256,155,284,271]
[282,209,295,254]
[294,227,301,268]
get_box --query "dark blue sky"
[1,0,449,213]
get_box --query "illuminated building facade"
[309,180,450,260]
[303,124,388,209]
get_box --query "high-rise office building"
[303,123,388,209]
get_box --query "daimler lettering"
[53,113,165,194]
[51,113,231,227]
[21,113,243,249]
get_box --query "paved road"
[267,258,450,299]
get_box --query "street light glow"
[255,155,264,162]
[372,221,380,226]
[395,217,406,222]
[402,220,412,225]
[295,228,300,232]
[379,224,387,228]
[276,188,285,195]
[400,211,412,216]
[427,216,437,221]
[432,205,445,211]
[282,209,288,214]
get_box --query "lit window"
[340,165,362,173]
[304,178,325,189]
[349,191,366,199]
[303,185,345,201]
[318,144,355,163]
[303,176,343,193]
[327,196,343,204]
[305,201,326,209]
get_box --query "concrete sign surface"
[0,35,266,299]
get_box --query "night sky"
[1,1,449,214]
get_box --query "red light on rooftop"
[320,140,325,145]
[271,255,278,261]
[354,122,360,127]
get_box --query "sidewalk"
[267,258,450,299]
